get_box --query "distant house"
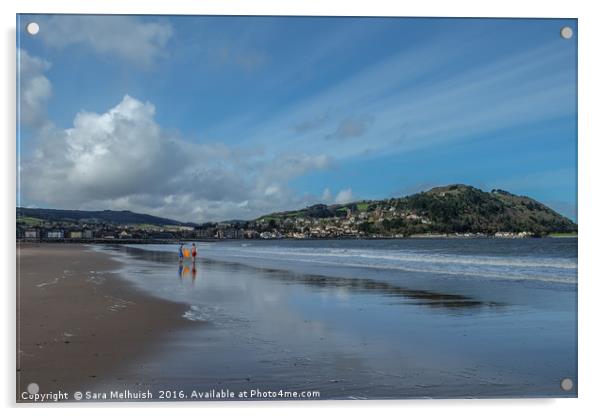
[46,230,64,239]
[83,230,94,239]
[69,231,83,239]
[244,230,259,239]
[197,228,215,239]
[119,230,131,239]
[24,229,39,239]
[224,228,244,239]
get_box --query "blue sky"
[17,15,577,222]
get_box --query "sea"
[93,238,577,399]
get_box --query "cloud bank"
[334,189,354,204]
[19,55,333,222]
[19,49,52,128]
[37,15,173,66]
[326,115,374,140]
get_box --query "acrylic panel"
[16,14,577,402]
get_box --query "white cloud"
[335,188,353,204]
[292,110,333,134]
[21,91,332,222]
[37,15,172,66]
[321,188,332,202]
[326,114,374,140]
[264,185,280,197]
[212,45,269,72]
[16,50,301,222]
[18,49,52,127]
[227,36,575,163]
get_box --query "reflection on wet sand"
[119,245,498,311]
[177,261,198,283]
[275,272,500,309]
[229,262,502,310]
[98,243,576,399]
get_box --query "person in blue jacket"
[178,243,184,262]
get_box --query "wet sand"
[92,242,577,400]
[16,243,194,401]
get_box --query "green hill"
[256,184,577,236]
[17,185,577,238]
[16,207,184,226]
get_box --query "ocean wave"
[213,246,576,270]
[181,304,250,325]
[125,243,577,285]
[195,251,577,284]
[182,305,212,322]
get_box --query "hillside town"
[17,202,539,242]
[17,184,578,241]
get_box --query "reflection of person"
[178,263,183,280]
[191,243,197,263]
[178,243,184,261]
[191,263,197,281]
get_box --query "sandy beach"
[16,243,194,401]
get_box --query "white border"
[2,1,601,415]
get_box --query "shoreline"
[16,233,578,246]
[17,243,196,402]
